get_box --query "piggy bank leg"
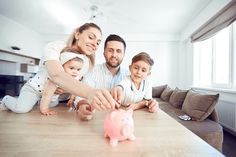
[128,134,136,141]
[104,132,109,138]
[110,138,118,146]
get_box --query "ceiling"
[0,0,214,36]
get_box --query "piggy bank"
[104,109,135,146]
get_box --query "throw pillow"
[160,86,173,101]
[152,84,167,98]
[169,87,188,108]
[182,90,219,121]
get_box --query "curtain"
[191,0,236,42]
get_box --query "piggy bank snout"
[121,124,133,136]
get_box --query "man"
[75,34,128,120]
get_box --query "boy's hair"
[132,52,154,67]
[104,34,126,51]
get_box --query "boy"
[112,52,158,112]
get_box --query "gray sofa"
[152,85,223,152]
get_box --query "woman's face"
[75,27,102,55]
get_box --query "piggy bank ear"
[110,110,118,120]
[126,109,133,115]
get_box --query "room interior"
[0,0,236,156]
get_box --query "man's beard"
[106,59,121,68]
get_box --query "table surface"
[0,105,224,157]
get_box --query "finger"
[79,106,92,115]
[111,89,118,102]
[117,88,123,104]
[97,89,115,109]
[92,96,103,110]
[100,89,116,109]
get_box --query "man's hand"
[77,100,95,121]
[111,86,123,106]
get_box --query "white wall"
[95,33,180,88]
[0,15,44,59]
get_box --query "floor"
[223,130,236,157]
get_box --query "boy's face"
[104,41,125,68]
[129,60,151,84]
[63,60,83,78]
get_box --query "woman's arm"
[40,80,57,115]
[45,60,117,110]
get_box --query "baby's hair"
[132,52,154,67]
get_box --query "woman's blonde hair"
[66,23,102,70]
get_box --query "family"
[0,23,158,120]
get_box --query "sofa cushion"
[169,87,188,108]
[182,90,219,121]
[152,84,167,98]
[160,86,173,101]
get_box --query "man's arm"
[40,80,57,115]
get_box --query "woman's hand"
[146,99,159,113]
[88,89,119,110]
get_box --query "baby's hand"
[40,109,57,116]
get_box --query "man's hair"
[132,52,154,67]
[104,34,126,51]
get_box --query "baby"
[0,47,84,115]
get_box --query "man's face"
[104,41,125,68]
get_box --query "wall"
[94,33,180,88]
[0,15,43,59]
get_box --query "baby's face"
[63,60,83,78]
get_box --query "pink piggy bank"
[104,109,135,146]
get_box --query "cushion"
[152,84,167,98]
[169,87,188,108]
[160,86,173,101]
[182,90,219,121]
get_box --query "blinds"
[191,0,236,42]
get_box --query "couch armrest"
[208,109,219,123]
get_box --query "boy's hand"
[146,99,159,113]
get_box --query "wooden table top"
[0,105,224,157]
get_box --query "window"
[193,21,235,89]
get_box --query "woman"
[44,23,118,110]
[0,23,117,112]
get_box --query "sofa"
[152,85,223,152]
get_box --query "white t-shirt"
[118,75,152,106]
[74,63,129,105]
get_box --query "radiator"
[215,100,236,132]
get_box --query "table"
[0,105,224,157]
